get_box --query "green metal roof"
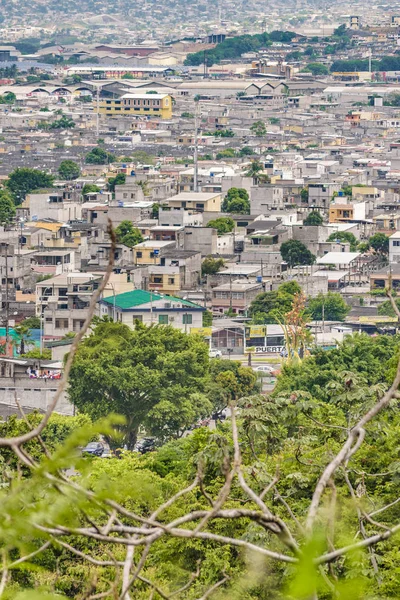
[100,290,203,310]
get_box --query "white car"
[209,350,222,358]
[254,365,275,374]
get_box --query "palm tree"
[13,324,32,356]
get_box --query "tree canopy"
[0,189,16,224]
[308,291,350,321]
[58,160,80,180]
[280,239,316,267]
[370,232,389,254]
[6,167,55,203]
[206,216,235,235]
[184,31,295,66]
[201,256,225,276]
[115,220,143,247]
[249,280,303,324]
[327,230,358,251]
[303,210,323,225]
[108,172,126,192]
[250,120,267,137]
[85,147,115,165]
[221,187,250,214]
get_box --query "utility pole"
[96,84,101,139]
[2,244,9,356]
[194,100,200,193]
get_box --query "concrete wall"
[250,186,284,214]
[0,377,72,416]
[179,226,218,256]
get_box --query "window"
[158,314,168,324]
[136,252,142,258]
[168,278,175,284]
[393,241,400,247]
[182,314,192,325]
[133,315,143,323]
[45,317,52,323]
[55,319,69,329]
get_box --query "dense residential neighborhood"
[3,2,400,598]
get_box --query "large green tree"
[85,147,115,165]
[201,256,225,276]
[370,232,389,254]
[115,220,143,247]
[249,281,303,324]
[6,168,54,203]
[221,187,250,214]
[303,210,323,226]
[108,172,126,192]
[327,230,358,251]
[206,217,235,235]
[308,292,350,321]
[68,322,211,448]
[58,160,80,180]
[0,189,16,224]
[280,239,315,266]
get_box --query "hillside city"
[1,3,400,598]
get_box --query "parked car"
[209,350,222,359]
[134,437,156,454]
[253,365,275,373]
[82,442,104,457]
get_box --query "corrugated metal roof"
[100,290,201,310]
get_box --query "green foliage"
[300,187,309,203]
[238,146,254,156]
[301,62,329,75]
[201,256,225,276]
[216,148,236,160]
[85,147,115,165]
[22,316,41,329]
[249,281,302,324]
[68,322,211,448]
[280,239,316,267]
[378,298,400,317]
[327,231,358,251]
[115,220,143,247]
[250,120,266,137]
[206,217,235,235]
[82,183,100,196]
[370,232,389,254]
[202,310,213,326]
[107,172,126,192]
[222,187,250,214]
[6,168,55,203]
[358,241,370,254]
[303,210,323,226]
[245,160,265,178]
[308,292,350,321]
[275,332,400,398]
[0,188,16,224]
[49,115,75,129]
[21,348,52,359]
[0,91,16,104]
[58,160,80,180]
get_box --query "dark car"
[82,442,104,457]
[134,437,156,454]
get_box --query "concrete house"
[98,289,205,331]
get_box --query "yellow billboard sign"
[190,327,212,336]
[247,325,266,337]
[359,316,398,324]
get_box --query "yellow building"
[132,241,175,265]
[166,192,222,212]
[329,204,354,223]
[97,93,172,119]
[148,268,181,294]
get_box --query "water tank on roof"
[256,276,262,283]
